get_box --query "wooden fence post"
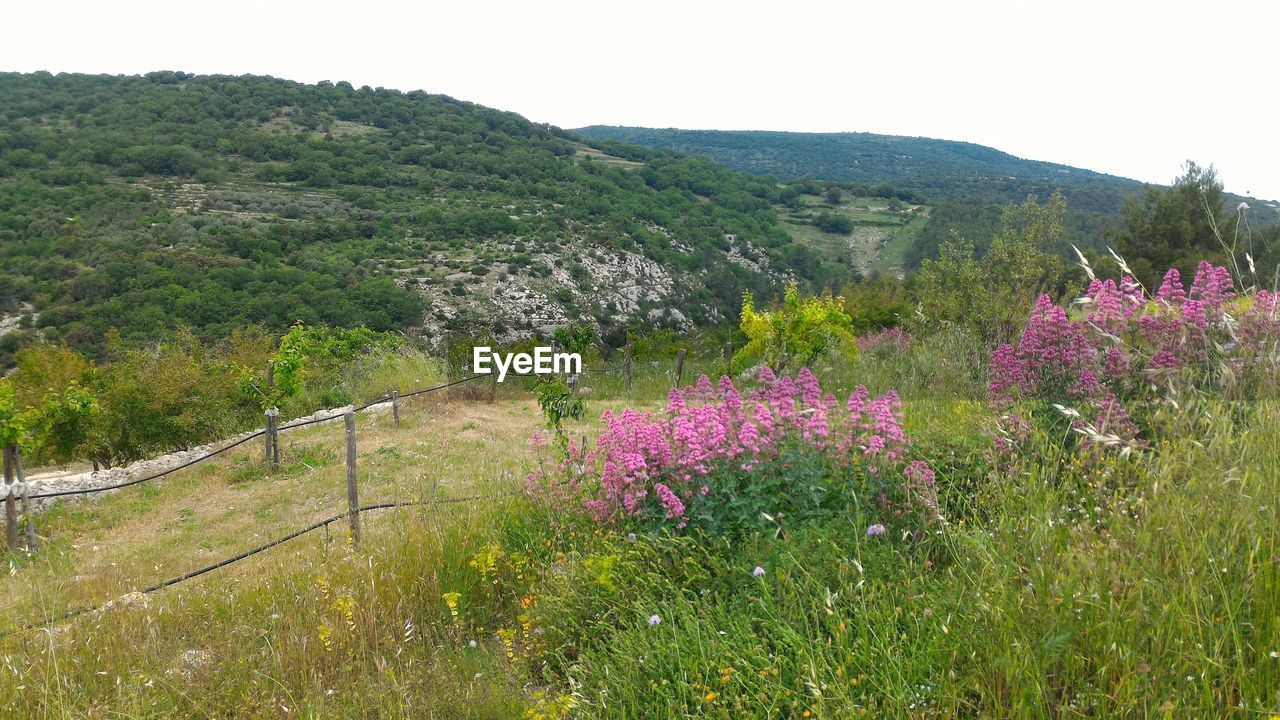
[390,388,400,427]
[265,407,280,466]
[344,411,360,548]
[674,348,687,389]
[3,445,17,551]
[723,343,733,376]
[272,409,281,465]
[488,371,498,403]
[15,449,35,552]
[624,338,634,394]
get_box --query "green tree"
[736,284,857,372]
[30,384,99,465]
[814,213,854,235]
[914,192,1070,346]
[1113,161,1229,289]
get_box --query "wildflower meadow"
[3,257,1278,719]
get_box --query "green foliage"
[2,327,415,466]
[838,277,909,332]
[87,333,248,465]
[531,376,585,447]
[29,383,99,465]
[0,381,29,448]
[692,443,898,536]
[913,192,1072,345]
[1111,160,1249,287]
[551,323,597,358]
[262,324,395,408]
[736,284,857,372]
[813,212,854,234]
[0,72,859,360]
[576,125,1163,214]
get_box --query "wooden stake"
[15,449,35,552]
[265,361,280,465]
[265,407,280,465]
[723,343,733,376]
[344,411,360,548]
[674,348,687,389]
[390,388,400,427]
[625,338,634,395]
[272,410,281,465]
[3,445,17,552]
[488,371,498,403]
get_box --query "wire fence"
[17,356,687,505]
[27,374,486,501]
[3,490,522,636]
[27,430,267,501]
[2,349,724,634]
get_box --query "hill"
[0,72,855,363]
[574,126,1277,218]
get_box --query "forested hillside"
[577,126,1279,269]
[0,72,853,363]
[576,126,1272,212]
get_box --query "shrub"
[989,260,1280,455]
[90,333,247,465]
[814,213,853,234]
[530,368,938,536]
[913,193,1070,346]
[856,326,911,356]
[532,376,585,448]
[737,284,857,373]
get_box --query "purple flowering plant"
[528,367,939,536]
[989,260,1279,453]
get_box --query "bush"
[531,368,939,537]
[989,260,1280,456]
[90,333,249,465]
[737,284,857,373]
[814,213,853,234]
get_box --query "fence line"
[5,354,718,631]
[27,430,267,501]
[3,491,521,636]
[25,374,486,502]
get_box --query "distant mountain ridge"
[574,126,1273,217]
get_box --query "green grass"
[871,210,930,277]
[779,193,929,277]
[2,357,1277,718]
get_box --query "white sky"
[5,0,1279,199]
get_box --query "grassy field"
[779,193,928,278]
[1,346,1277,718]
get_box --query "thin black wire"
[583,364,626,375]
[5,491,520,635]
[28,430,268,500]
[27,375,485,499]
[349,373,482,412]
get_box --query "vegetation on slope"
[0,72,854,365]
[2,265,1276,716]
[576,126,1280,273]
[574,126,1276,215]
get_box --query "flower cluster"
[989,261,1279,448]
[856,327,912,355]
[536,368,932,532]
